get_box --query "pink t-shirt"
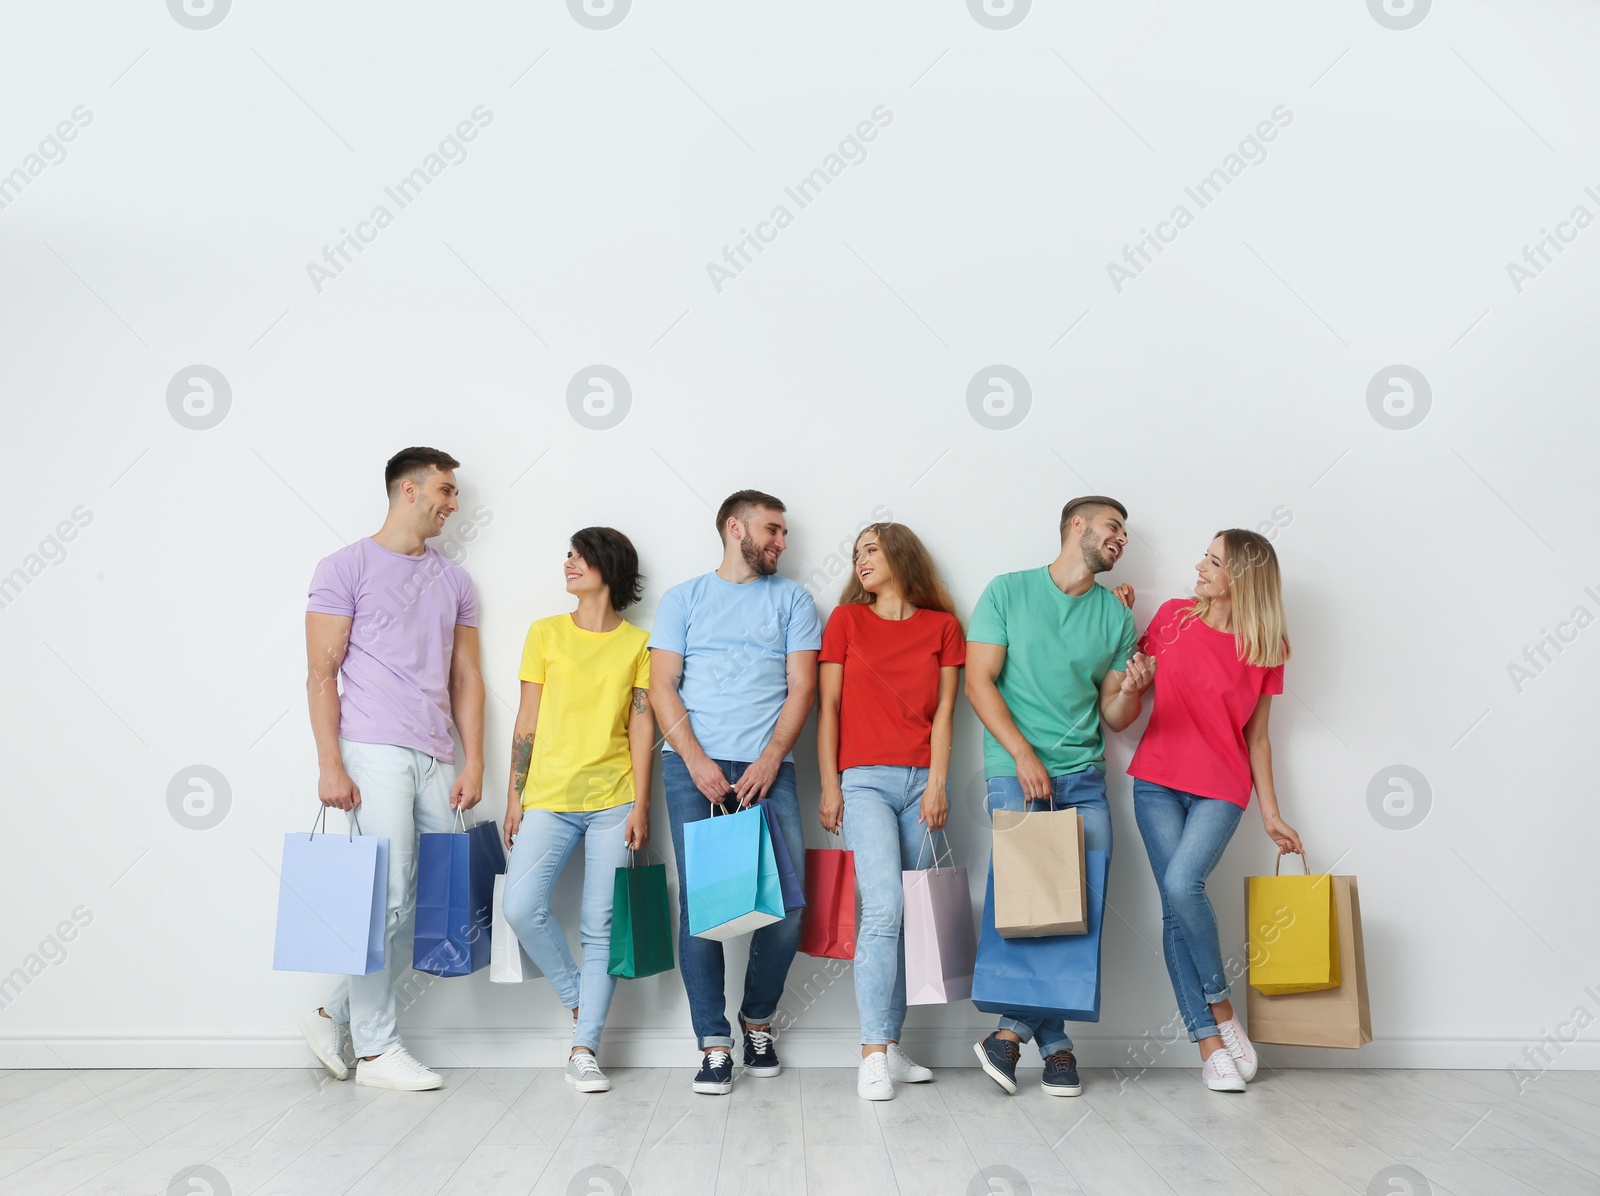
[307,537,479,762]
[1127,598,1284,808]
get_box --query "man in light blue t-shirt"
[648,489,822,1096]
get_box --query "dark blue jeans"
[663,753,804,1049]
[986,766,1111,1056]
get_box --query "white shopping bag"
[490,874,541,983]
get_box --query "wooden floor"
[1,1064,1597,1195]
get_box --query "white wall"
[3,0,1597,1075]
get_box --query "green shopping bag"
[609,851,675,978]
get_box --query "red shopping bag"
[799,836,856,959]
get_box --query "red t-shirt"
[1128,598,1284,808]
[819,603,966,770]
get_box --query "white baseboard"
[1,1028,1593,1074]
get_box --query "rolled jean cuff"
[1034,1032,1072,1056]
[573,1031,601,1052]
[1189,1022,1220,1044]
[997,1017,1035,1043]
[1202,983,1230,1006]
[698,1035,734,1050]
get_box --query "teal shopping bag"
[685,804,785,940]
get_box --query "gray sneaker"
[565,1050,611,1093]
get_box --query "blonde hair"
[838,522,961,627]
[1183,529,1289,668]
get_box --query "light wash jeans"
[841,765,933,1045]
[324,738,458,1057]
[1132,779,1244,1043]
[662,753,804,1049]
[986,767,1111,1058]
[500,802,634,1053]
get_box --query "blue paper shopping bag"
[971,850,1108,1022]
[685,804,785,940]
[273,810,389,975]
[761,803,805,912]
[414,816,507,976]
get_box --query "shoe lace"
[864,1052,890,1081]
[1045,1049,1075,1072]
[572,1052,602,1078]
[997,1038,1020,1066]
[746,1028,775,1056]
[1218,1020,1245,1055]
[388,1047,431,1076]
[1208,1049,1241,1078]
[704,1048,732,1073]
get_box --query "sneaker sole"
[692,1080,733,1095]
[355,1072,442,1092]
[1042,1079,1083,1097]
[565,1075,612,1094]
[1234,1057,1258,1083]
[297,1017,350,1082]
[973,1041,1018,1095]
[743,1064,781,1078]
[1206,1078,1247,1093]
[858,1086,896,1101]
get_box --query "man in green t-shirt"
[965,495,1156,1098]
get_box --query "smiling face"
[1077,506,1128,574]
[1195,535,1231,599]
[733,505,787,577]
[564,545,606,599]
[852,529,895,595]
[402,466,459,540]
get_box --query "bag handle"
[627,845,661,868]
[915,827,957,871]
[454,806,469,834]
[1274,849,1310,875]
[308,806,362,841]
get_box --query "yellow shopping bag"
[1247,851,1339,995]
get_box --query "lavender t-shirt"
[307,537,479,762]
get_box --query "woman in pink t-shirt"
[1123,529,1302,1095]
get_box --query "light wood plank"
[802,1143,891,1196]
[437,1142,552,1196]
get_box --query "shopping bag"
[971,850,1108,1022]
[609,851,676,978]
[903,830,978,1005]
[685,804,785,940]
[799,833,856,959]
[1246,874,1372,1048]
[992,804,1086,937]
[762,803,806,912]
[1248,853,1339,994]
[490,873,541,983]
[414,815,507,976]
[272,809,388,975]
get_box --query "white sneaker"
[886,1043,933,1083]
[857,1051,894,1101]
[1201,1047,1246,1093]
[565,1051,611,1093]
[355,1045,442,1091]
[298,1010,354,1081]
[1217,1017,1258,1082]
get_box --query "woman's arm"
[502,681,542,849]
[817,661,844,831]
[624,686,653,851]
[921,665,962,830]
[1245,695,1302,854]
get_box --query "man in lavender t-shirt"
[296,446,485,1093]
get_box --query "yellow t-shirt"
[517,613,652,812]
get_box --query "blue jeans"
[841,765,932,1045]
[500,802,634,1053]
[1132,780,1244,1043]
[987,767,1111,1057]
[663,753,804,1049]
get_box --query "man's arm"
[306,612,359,810]
[448,624,486,810]
[648,648,733,803]
[964,641,1051,801]
[1099,651,1155,732]
[732,649,818,806]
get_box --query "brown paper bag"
[992,807,1086,937]
[1245,875,1372,1048]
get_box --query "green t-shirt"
[967,567,1138,779]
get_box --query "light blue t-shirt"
[648,571,823,763]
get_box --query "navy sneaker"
[974,1033,1020,1095]
[693,1048,734,1095]
[740,1019,781,1077]
[1042,1049,1082,1097]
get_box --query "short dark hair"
[385,447,460,499]
[570,527,644,612]
[1059,494,1128,538]
[714,489,786,541]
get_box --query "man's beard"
[741,535,777,576]
[1081,532,1115,574]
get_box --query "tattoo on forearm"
[632,687,648,714]
[510,730,534,796]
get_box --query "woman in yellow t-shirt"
[500,527,653,1094]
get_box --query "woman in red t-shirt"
[1123,529,1302,1094]
[817,522,965,1102]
